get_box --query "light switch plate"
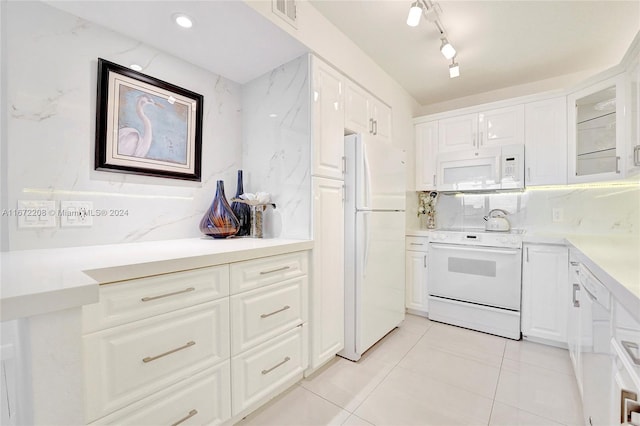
[17,200,57,228]
[552,208,564,223]
[60,201,94,227]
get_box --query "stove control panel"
[430,230,522,248]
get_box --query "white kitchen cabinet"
[309,177,345,371]
[312,57,345,180]
[231,325,308,415]
[521,244,569,345]
[83,299,230,422]
[524,97,568,185]
[345,80,392,144]
[415,121,438,190]
[568,73,627,183]
[626,51,640,176]
[405,236,429,316]
[89,363,231,426]
[567,259,583,394]
[438,105,524,153]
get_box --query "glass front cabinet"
[568,74,627,183]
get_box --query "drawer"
[83,299,230,422]
[89,361,231,425]
[406,236,429,252]
[230,251,308,294]
[231,324,308,415]
[231,276,307,355]
[83,265,230,333]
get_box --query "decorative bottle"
[231,170,251,236]
[199,180,240,238]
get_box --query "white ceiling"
[309,0,640,106]
[44,1,640,107]
[45,1,309,84]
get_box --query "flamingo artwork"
[117,95,158,158]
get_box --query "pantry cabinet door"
[312,58,345,179]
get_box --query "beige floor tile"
[504,339,573,375]
[415,321,507,367]
[397,313,433,335]
[398,344,501,398]
[354,365,493,426]
[358,325,424,366]
[495,358,583,425]
[300,356,393,412]
[238,385,351,426]
[489,401,565,426]
[341,414,375,426]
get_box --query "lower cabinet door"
[89,361,231,425]
[231,325,308,415]
[83,299,230,422]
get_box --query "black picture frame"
[95,58,203,181]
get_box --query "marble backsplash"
[428,185,640,236]
[4,2,244,250]
[241,55,311,240]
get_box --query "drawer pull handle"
[622,341,640,366]
[171,409,198,426]
[410,243,424,246]
[142,341,195,363]
[259,266,290,275]
[261,305,291,318]
[141,287,195,302]
[262,356,291,375]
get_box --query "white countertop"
[0,238,313,322]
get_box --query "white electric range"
[427,228,524,339]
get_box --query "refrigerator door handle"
[363,211,370,274]
[362,143,371,209]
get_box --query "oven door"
[428,243,522,310]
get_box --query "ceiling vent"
[272,0,297,28]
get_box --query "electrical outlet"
[552,208,564,223]
[60,201,94,227]
[16,200,57,228]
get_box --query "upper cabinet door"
[438,113,478,152]
[415,121,438,190]
[524,97,568,186]
[626,51,640,177]
[370,98,392,144]
[479,104,525,148]
[568,74,626,183]
[345,82,370,135]
[345,81,392,144]
[312,58,345,180]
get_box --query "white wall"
[1,0,8,251]
[242,55,311,239]
[5,1,243,250]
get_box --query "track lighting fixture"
[440,37,456,60]
[406,1,423,27]
[449,59,460,78]
[406,0,460,78]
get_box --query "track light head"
[449,59,460,78]
[407,1,424,27]
[440,37,456,59]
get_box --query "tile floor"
[237,314,583,426]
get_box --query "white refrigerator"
[340,134,406,362]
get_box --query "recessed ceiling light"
[174,13,193,29]
[130,64,143,71]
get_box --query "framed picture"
[95,58,203,181]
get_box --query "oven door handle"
[429,243,520,256]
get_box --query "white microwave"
[436,144,524,192]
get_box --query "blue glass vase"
[199,180,239,238]
[231,170,251,236]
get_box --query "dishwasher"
[577,262,614,426]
